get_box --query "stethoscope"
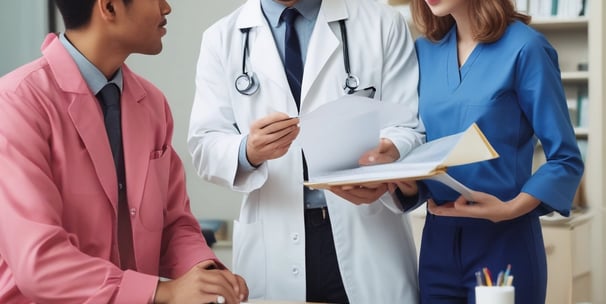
[235,20,359,96]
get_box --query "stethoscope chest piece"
[235,72,259,95]
[344,74,359,92]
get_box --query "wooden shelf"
[561,71,589,83]
[530,17,589,30]
[575,127,589,138]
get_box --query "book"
[304,123,499,199]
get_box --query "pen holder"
[475,286,514,304]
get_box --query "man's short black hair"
[54,0,132,29]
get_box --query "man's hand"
[328,139,399,205]
[359,138,400,165]
[154,261,249,304]
[246,112,300,167]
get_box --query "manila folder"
[304,123,499,190]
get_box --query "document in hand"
[302,121,499,199]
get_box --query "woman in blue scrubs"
[396,0,585,303]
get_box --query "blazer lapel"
[238,0,292,99]
[68,94,119,207]
[120,67,150,209]
[42,34,119,207]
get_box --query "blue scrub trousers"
[419,212,547,304]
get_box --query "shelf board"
[561,71,589,82]
[530,17,589,30]
[575,127,589,137]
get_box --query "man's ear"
[98,0,117,20]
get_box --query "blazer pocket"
[150,145,167,160]
[138,147,170,231]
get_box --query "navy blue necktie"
[281,8,303,111]
[97,83,135,270]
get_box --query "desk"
[247,301,327,304]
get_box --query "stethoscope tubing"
[235,19,359,95]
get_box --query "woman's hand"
[427,192,541,223]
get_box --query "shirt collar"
[59,33,123,96]
[260,0,322,27]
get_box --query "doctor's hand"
[358,138,400,165]
[246,112,300,167]
[327,138,399,205]
[154,261,248,304]
[329,183,389,205]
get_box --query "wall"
[0,2,49,75]
[125,0,245,224]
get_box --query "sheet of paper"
[296,95,412,177]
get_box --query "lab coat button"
[291,233,299,242]
[292,266,299,276]
[130,208,136,216]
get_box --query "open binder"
[303,123,499,199]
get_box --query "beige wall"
[126,0,246,223]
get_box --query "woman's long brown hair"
[411,0,531,43]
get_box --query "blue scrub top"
[415,21,584,217]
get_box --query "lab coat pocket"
[232,220,266,299]
[138,148,170,231]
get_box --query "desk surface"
[247,301,327,304]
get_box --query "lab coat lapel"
[238,0,291,95]
[120,67,151,211]
[42,34,120,208]
[250,26,291,94]
[300,0,347,107]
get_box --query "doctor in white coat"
[188,0,423,303]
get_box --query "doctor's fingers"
[246,137,296,165]
[329,184,388,205]
[249,122,299,146]
[251,112,298,131]
[359,139,399,165]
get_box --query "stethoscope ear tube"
[235,28,260,95]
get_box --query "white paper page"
[307,161,442,185]
[296,95,409,177]
[427,173,474,200]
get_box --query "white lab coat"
[188,0,423,302]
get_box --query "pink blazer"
[0,34,218,303]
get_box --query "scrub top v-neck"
[447,28,483,91]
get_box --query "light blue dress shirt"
[59,33,123,94]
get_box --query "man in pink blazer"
[0,0,248,303]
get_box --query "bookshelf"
[586,1,606,303]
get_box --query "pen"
[475,271,484,286]
[503,264,511,285]
[483,267,493,286]
[496,271,504,286]
[506,275,514,286]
